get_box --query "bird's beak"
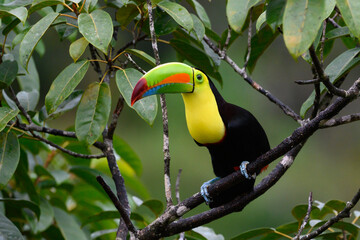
[131,62,194,106]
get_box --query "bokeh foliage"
[0,0,359,239]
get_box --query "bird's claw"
[200,177,220,204]
[240,161,256,179]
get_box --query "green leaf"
[157,0,193,32]
[29,0,64,14]
[0,6,27,24]
[226,0,261,33]
[191,14,205,41]
[45,60,89,114]
[78,9,113,54]
[16,90,39,112]
[256,11,266,32]
[125,49,156,67]
[69,37,89,63]
[41,90,83,121]
[0,198,40,219]
[230,227,275,240]
[192,227,224,240]
[115,3,139,27]
[325,27,350,40]
[246,25,279,73]
[170,39,222,85]
[325,200,346,213]
[0,107,19,132]
[0,211,24,240]
[336,0,360,40]
[332,221,359,238]
[186,0,211,28]
[283,0,326,58]
[81,210,119,227]
[0,60,18,89]
[0,131,20,189]
[142,199,164,217]
[53,207,88,240]
[69,165,116,196]
[300,48,360,118]
[113,135,142,176]
[36,197,54,232]
[115,68,158,126]
[19,12,59,69]
[75,82,111,145]
[266,0,286,31]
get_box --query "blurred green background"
[31,1,360,238]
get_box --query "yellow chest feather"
[181,91,225,144]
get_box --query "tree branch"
[147,0,173,209]
[96,176,138,236]
[107,96,125,140]
[294,192,313,240]
[300,188,360,240]
[203,35,302,123]
[320,113,360,128]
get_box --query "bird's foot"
[240,161,256,180]
[200,177,221,204]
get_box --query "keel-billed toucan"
[131,62,270,207]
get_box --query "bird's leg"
[200,177,221,204]
[240,161,256,179]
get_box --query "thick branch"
[203,35,302,123]
[96,176,138,236]
[300,189,360,240]
[107,96,125,140]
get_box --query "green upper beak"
[131,62,194,106]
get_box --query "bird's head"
[131,62,210,105]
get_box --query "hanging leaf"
[113,135,142,176]
[115,3,139,27]
[0,198,40,219]
[0,6,28,24]
[45,60,89,114]
[266,0,286,31]
[157,0,193,32]
[283,0,326,58]
[75,82,111,145]
[125,49,156,67]
[116,68,158,126]
[53,207,88,240]
[28,0,65,14]
[0,211,24,240]
[0,60,18,89]
[0,107,19,132]
[69,37,89,63]
[19,12,59,69]
[226,0,261,33]
[326,27,350,40]
[336,0,360,40]
[81,211,120,227]
[0,132,20,189]
[16,90,39,112]
[230,227,275,240]
[191,14,205,41]
[142,199,164,217]
[78,9,113,54]
[36,197,54,232]
[186,0,211,28]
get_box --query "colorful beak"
[131,62,194,106]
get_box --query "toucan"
[131,62,270,208]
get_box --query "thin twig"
[31,132,105,159]
[294,79,321,85]
[125,53,146,74]
[9,87,33,124]
[107,96,125,140]
[300,189,360,240]
[147,0,173,209]
[175,169,185,240]
[221,25,232,59]
[89,45,103,80]
[203,35,302,123]
[96,176,138,236]
[294,192,313,240]
[309,45,351,98]
[244,8,253,69]
[320,113,360,128]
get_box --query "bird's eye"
[196,74,203,82]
